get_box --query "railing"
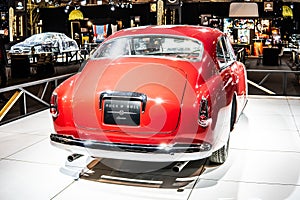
[0,73,74,125]
[247,69,300,95]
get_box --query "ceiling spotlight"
[111,5,115,11]
[64,6,69,13]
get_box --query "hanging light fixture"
[229,2,259,17]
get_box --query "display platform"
[0,95,300,200]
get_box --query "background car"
[50,25,248,166]
[9,32,79,55]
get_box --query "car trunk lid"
[71,57,187,135]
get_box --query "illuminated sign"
[264,2,273,12]
[15,0,25,12]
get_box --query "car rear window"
[92,35,203,61]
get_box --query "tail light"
[198,97,211,127]
[50,93,59,118]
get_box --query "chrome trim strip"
[51,142,211,162]
[99,91,147,113]
[50,134,211,154]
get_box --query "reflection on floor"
[0,95,300,200]
[80,158,206,189]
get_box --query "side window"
[224,36,236,62]
[216,38,226,69]
[221,37,230,60]
[217,36,236,69]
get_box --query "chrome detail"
[67,153,83,162]
[50,134,213,162]
[99,91,147,113]
[50,134,212,154]
[172,161,189,173]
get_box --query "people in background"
[0,28,9,103]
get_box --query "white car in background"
[9,32,79,55]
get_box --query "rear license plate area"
[103,100,141,126]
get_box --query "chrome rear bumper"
[50,134,212,162]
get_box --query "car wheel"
[209,135,230,164]
[209,97,235,164]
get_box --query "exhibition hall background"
[39,2,299,40]
[1,1,299,46]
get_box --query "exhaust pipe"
[172,161,189,173]
[67,153,83,162]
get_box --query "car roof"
[107,25,224,53]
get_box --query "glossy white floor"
[0,95,300,200]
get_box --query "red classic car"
[50,25,247,165]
